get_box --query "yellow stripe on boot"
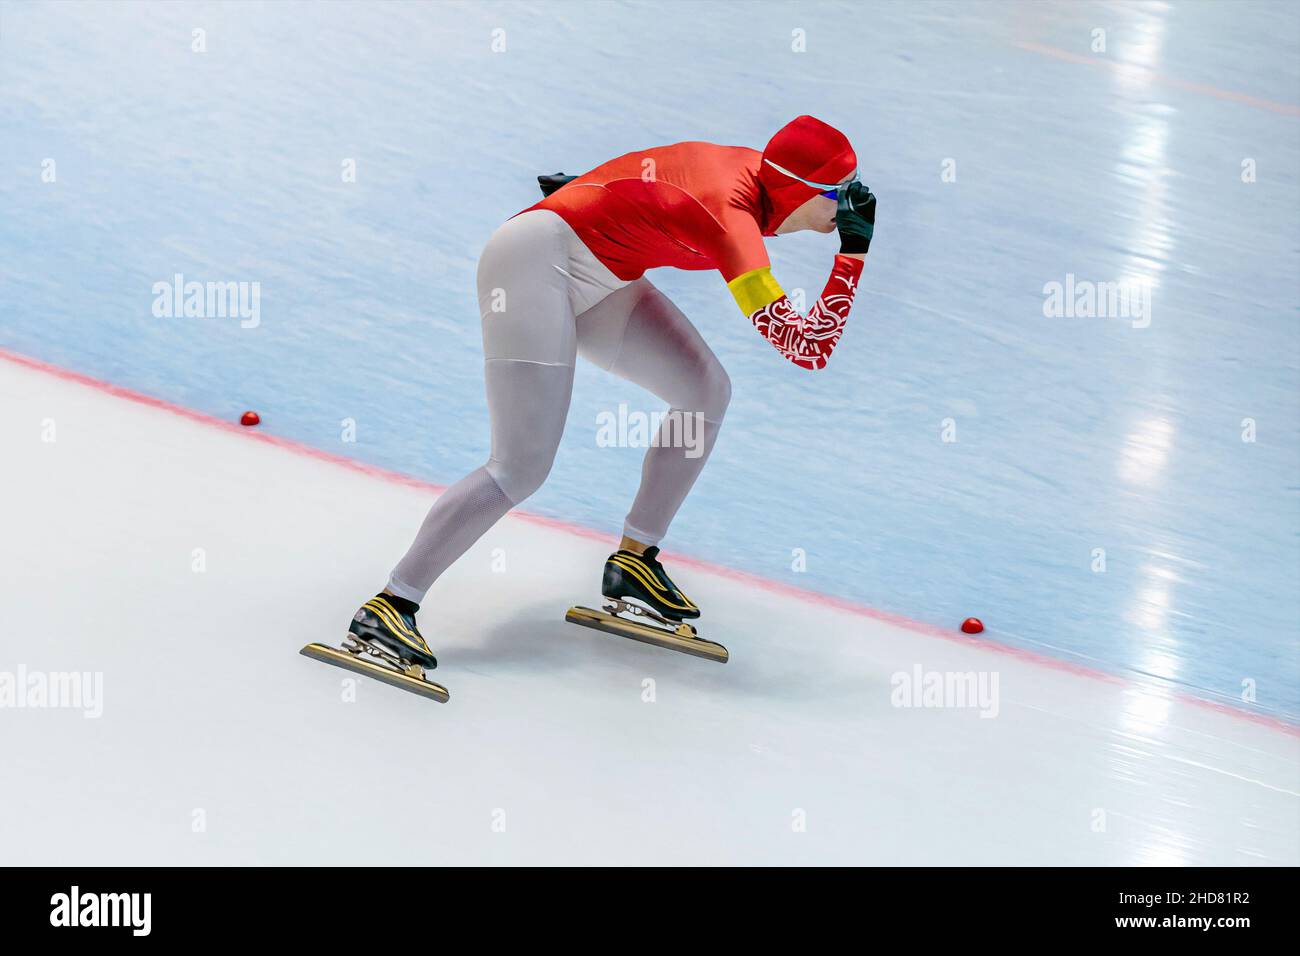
[609,555,697,612]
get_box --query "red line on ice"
[1015,40,1300,117]
[3,345,1296,738]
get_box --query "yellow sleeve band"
[727,266,785,316]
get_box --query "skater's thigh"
[602,281,730,418]
[574,278,649,371]
[477,210,578,367]
[483,357,575,501]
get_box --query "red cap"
[759,115,857,233]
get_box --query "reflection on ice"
[1118,417,1174,487]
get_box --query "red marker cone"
[961,617,984,634]
[240,411,261,427]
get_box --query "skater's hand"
[836,182,875,255]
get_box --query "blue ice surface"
[2,1,1297,718]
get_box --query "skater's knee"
[693,360,731,422]
[485,449,557,504]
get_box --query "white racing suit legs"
[387,209,731,603]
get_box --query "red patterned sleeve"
[729,255,864,370]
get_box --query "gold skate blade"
[300,643,450,703]
[564,607,729,663]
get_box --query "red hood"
[758,115,857,234]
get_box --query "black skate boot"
[349,594,438,670]
[564,546,726,662]
[602,547,701,621]
[300,593,448,702]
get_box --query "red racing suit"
[523,116,862,371]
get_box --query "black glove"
[836,181,876,254]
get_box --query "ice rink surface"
[2,353,1296,865]
[1,0,1298,863]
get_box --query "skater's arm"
[727,256,864,370]
[724,183,875,371]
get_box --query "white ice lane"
[2,352,1297,866]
